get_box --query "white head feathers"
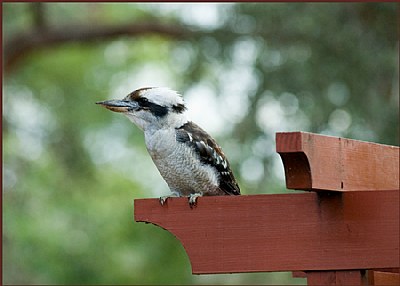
[139,87,185,108]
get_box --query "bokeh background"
[3,3,398,285]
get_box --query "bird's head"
[97,87,188,131]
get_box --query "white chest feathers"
[144,128,220,196]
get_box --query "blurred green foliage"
[3,3,398,285]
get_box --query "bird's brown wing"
[176,122,240,195]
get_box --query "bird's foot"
[159,193,179,206]
[188,193,203,208]
[159,196,169,206]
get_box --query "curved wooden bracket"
[134,191,399,274]
[276,132,399,191]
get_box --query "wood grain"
[276,132,399,191]
[134,191,399,274]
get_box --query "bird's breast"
[144,128,177,159]
[144,128,219,195]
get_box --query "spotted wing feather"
[176,122,240,195]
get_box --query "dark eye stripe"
[137,98,168,117]
[172,103,186,113]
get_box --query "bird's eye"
[136,97,148,105]
[135,97,151,111]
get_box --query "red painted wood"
[371,268,400,273]
[276,132,399,191]
[134,132,400,278]
[292,271,307,278]
[335,270,365,285]
[134,191,399,274]
[369,271,400,285]
[306,271,336,285]
[306,270,365,286]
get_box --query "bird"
[96,87,240,207]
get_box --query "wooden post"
[134,132,399,285]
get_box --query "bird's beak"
[96,99,138,113]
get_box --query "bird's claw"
[159,196,169,206]
[188,193,202,208]
[160,193,202,208]
[159,193,180,206]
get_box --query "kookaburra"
[97,87,240,207]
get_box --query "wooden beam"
[276,132,399,191]
[134,190,399,274]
